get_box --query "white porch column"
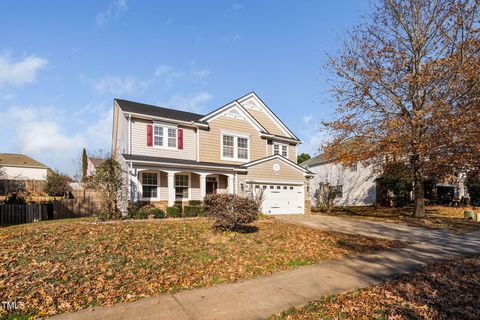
[167,171,176,207]
[227,174,234,194]
[199,173,207,200]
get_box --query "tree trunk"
[413,169,426,218]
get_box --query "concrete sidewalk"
[52,217,480,320]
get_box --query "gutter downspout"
[128,114,132,155]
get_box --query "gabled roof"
[0,153,48,169]
[115,93,300,142]
[237,92,300,141]
[198,100,269,134]
[115,99,207,124]
[300,153,333,167]
[243,155,314,175]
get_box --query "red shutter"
[178,128,183,149]
[147,125,153,147]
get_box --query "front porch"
[129,167,235,208]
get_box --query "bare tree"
[314,182,338,213]
[323,0,480,217]
[91,157,127,220]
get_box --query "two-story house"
[112,92,314,214]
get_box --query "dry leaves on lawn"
[0,218,401,318]
[271,255,480,320]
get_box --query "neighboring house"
[0,153,49,181]
[112,92,314,214]
[86,157,105,177]
[302,154,468,207]
[302,154,377,206]
[0,153,50,194]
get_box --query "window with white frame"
[153,124,177,148]
[153,126,164,147]
[221,134,249,160]
[142,172,158,198]
[175,174,189,199]
[273,143,288,157]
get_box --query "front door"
[206,177,218,194]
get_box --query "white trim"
[220,132,250,162]
[174,172,191,201]
[272,142,289,158]
[151,122,178,150]
[139,170,161,201]
[128,114,132,155]
[237,92,298,139]
[123,111,208,128]
[244,179,305,185]
[199,101,267,133]
[243,154,313,175]
[128,159,247,171]
[196,127,200,162]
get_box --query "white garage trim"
[243,179,304,186]
[248,181,305,215]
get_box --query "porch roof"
[122,154,247,171]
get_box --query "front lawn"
[271,255,480,320]
[0,218,401,318]
[331,206,480,233]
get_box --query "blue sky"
[0,0,369,176]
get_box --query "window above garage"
[272,142,288,158]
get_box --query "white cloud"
[232,3,244,10]
[303,114,313,124]
[93,75,147,95]
[222,33,242,43]
[153,64,210,86]
[96,0,128,27]
[3,106,85,173]
[162,92,212,114]
[0,54,48,87]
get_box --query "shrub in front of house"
[188,200,202,206]
[203,194,259,230]
[183,205,203,217]
[166,205,182,218]
[129,203,165,219]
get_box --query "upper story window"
[273,143,288,157]
[153,124,177,148]
[350,164,358,172]
[221,133,249,161]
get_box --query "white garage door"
[256,184,304,215]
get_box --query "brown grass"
[330,205,480,233]
[0,218,402,318]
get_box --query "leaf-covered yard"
[331,206,480,233]
[271,255,480,320]
[0,218,401,318]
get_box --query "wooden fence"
[53,198,100,219]
[0,204,50,225]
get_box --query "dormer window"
[273,143,288,157]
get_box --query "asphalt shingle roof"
[122,154,245,169]
[115,99,207,124]
[0,153,48,168]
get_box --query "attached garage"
[238,155,315,215]
[251,183,304,214]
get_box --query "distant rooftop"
[0,153,48,169]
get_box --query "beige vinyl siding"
[236,158,307,191]
[288,145,297,163]
[131,117,197,160]
[246,108,287,136]
[199,115,266,164]
[242,159,306,182]
[114,108,129,156]
[191,174,200,200]
[159,171,168,199]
